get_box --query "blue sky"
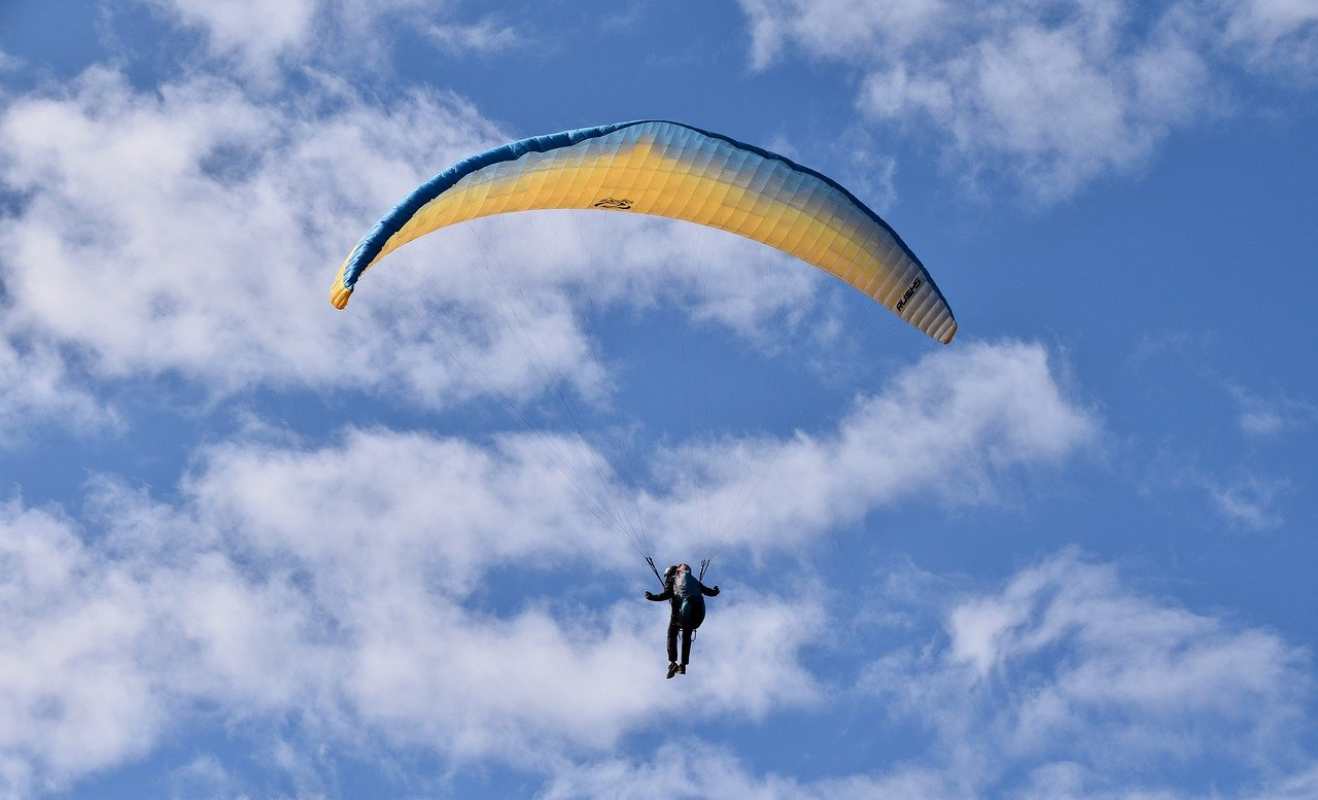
[1,1,1316,798]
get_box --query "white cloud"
[134,0,543,77]
[831,126,900,211]
[0,331,1094,794]
[166,754,242,800]
[544,590,1318,800]
[1241,407,1288,436]
[642,341,1097,553]
[1243,764,1318,800]
[0,339,119,446]
[741,0,948,72]
[184,427,631,585]
[426,18,525,54]
[0,68,821,440]
[1220,0,1318,78]
[1210,475,1290,530]
[736,0,1318,201]
[539,742,963,800]
[859,550,1313,794]
[0,49,20,74]
[0,429,825,794]
[6,458,1315,798]
[175,343,1054,580]
[1231,385,1317,437]
[137,0,466,77]
[141,0,318,77]
[544,748,1318,800]
[1011,762,1183,800]
[0,501,169,797]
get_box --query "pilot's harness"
[644,557,713,641]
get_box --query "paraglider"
[328,119,957,343]
[645,561,720,678]
[327,120,958,679]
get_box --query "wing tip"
[329,260,353,310]
[939,319,958,344]
[330,283,353,309]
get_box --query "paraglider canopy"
[329,119,957,344]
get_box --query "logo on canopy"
[896,277,923,312]
[593,197,633,210]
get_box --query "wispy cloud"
[134,0,567,76]
[544,743,1318,800]
[1220,0,1318,79]
[1133,446,1294,533]
[139,0,319,77]
[165,755,242,800]
[738,0,1316,201]
[643,341,1098,553]
[1231,384,1318,437]
[1210,475,1290,530]
[540,742,964,799]
[0,48,20,74]
[1242,764,1318,800]
[855,549,1313,796]
[426,18,525,55]
[0,339,119,446]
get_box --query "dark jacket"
[646,575,719,629]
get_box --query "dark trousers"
[667,621,693,665]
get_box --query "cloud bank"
[0,338,1097,796]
